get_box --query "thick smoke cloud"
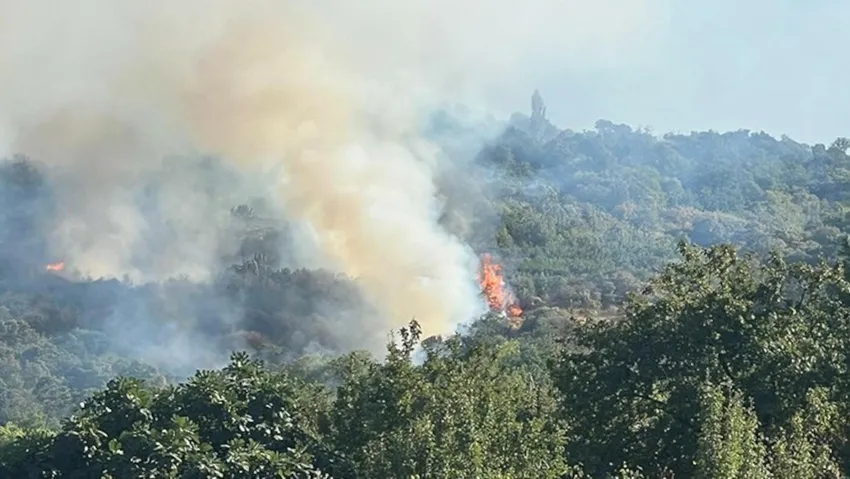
[0,0,660,344]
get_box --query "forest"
[2,92,850,477]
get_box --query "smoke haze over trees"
[2,0,850,476]
[1,90,850,475]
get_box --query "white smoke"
[0,0,662,341]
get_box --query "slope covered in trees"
[474,96,850,313]
[2,94,850,476]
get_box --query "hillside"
[478,96,850,313]
[2,96,850,476]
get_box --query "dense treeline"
[2,94,850,476]
[478,95,850,312]
[5,243,850,477]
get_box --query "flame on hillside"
[478,254,523,329]
[46,261,65,272]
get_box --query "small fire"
[46,261,65,272]
[478,253,524,328]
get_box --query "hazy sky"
[0,0,845,147]
[524,1,848,144]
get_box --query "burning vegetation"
[478,253,523,328]
[46,261,65,272]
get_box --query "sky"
[2,0,843,145]
[525,1,848,144]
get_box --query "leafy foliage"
[0,353,331,478]
[551,242,850,476]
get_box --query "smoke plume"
[0,0,661,345]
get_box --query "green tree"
[0,353,332,478]
[694,384,770,478]
[328,321,568,478]
[552,242,850,476]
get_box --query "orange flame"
[46,261,65,272]
[478,254,523,327]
